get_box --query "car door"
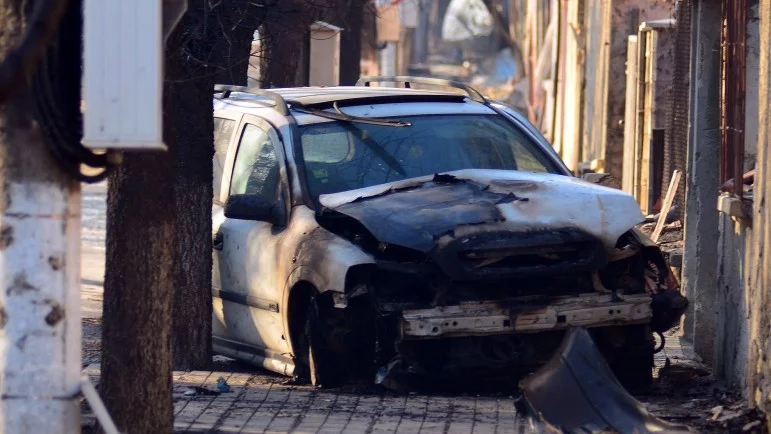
[212,111,241,316]
[212,114,291,356]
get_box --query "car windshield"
[298,114,561,198]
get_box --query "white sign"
[83,0,166,150]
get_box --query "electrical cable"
[29,0,115,183]
[0,0,70,105]
[654,331,666,354]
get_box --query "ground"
[80,182,767,433]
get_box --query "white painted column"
[381,42,397,86]
[0,175,81,431]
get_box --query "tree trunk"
[101,131,176,433]
[339,0,365,85]
[260,1,318,88]
[101,4,266,429]
[165,14,215,371]
[211,1,265,86]
[261,22,310,87]
[168,1,264,371]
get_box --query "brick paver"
[80,335,696,433]
[166,335,693,433]
[167,372,526,434]
[80,336,702,433]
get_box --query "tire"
[611,326,655,392]
[304,294,345,388]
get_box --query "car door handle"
[213,232,224,251]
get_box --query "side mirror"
[224,194,284,225]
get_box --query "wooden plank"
[622,35,639,194]
[640,31,656,214]
[652,169,682,243]
[633,32,648,207]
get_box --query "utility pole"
[381,42,397,76]
[0,5,81,434]
[376,0,399,81]
[0,0,187,432]
[0,120,82,434]
[0,103,82,433]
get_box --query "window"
[299,114,558,197]
[230,124,280,201]
[213,117,236,203]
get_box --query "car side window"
[230,123,280,202]
[213,117,236,204]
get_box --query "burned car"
[210,78,687,389]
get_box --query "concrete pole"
[0,112,81,430]
[681,0,721,363]
[381,42,397,76]
[413,0,430,64]
[381,42,397,88]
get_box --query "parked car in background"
[210,77,687,390]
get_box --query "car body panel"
[320,169,644,251]
[401,293,653,338]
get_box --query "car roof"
[216,86,470,112]
[274,86,467,105]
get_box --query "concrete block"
[718,194,747,218]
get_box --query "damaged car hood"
[319,169,644,252]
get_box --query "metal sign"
[83,0,187,151]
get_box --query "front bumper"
[400,293,652,339]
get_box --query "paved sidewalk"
[83,365,528,434]
[82,336,700,434]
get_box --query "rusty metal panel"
[720,0,747,197]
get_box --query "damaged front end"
[313,171,688,390]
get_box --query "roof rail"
[214,84,289,116]
[356,76,487,103]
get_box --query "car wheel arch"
[286,280,316,362]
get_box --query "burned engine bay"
[310,172,689,390]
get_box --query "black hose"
[654,331,666,354]
[0,0,70,105]
[29,0,115,183]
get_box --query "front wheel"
[304,294,345,388]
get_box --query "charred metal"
[302,174,689,389]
